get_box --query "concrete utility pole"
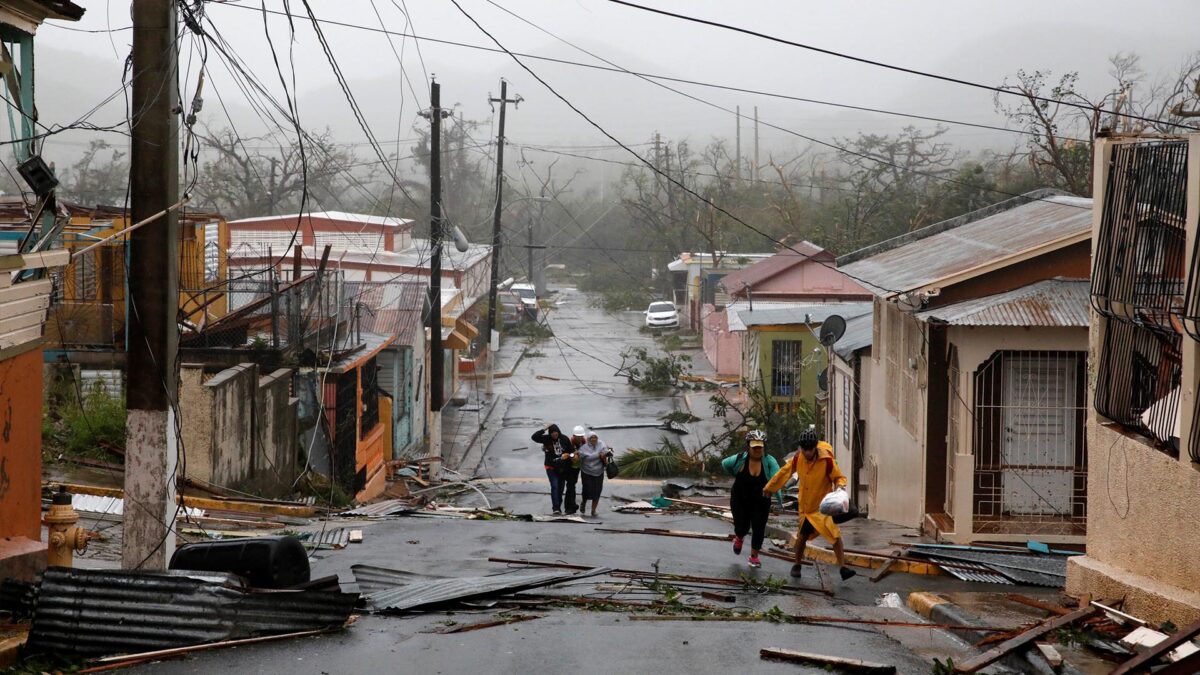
[484,80,520,398]
[735,105,741,182]
[753,105,760,183]
[421,80,451,458]
[124,0,180,570]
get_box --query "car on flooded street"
[644,300,679,329]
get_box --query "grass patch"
[43,383,125,461]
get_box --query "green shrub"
[51,384,126,458]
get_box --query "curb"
[766,522,944,576]
[906,592,992,644]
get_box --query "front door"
[1000,355,1075,516]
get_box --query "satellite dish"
[819,314,847,347]
[817,368,828,392]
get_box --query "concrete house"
[702,244,872,378]
[1065,135,1200,624]
[666,251,772,331]
[837,190,1094,545]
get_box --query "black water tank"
[169,536,310,589]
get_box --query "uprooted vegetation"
[615,346,692,391]
[617,439,720,478]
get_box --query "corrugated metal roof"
[920,555,1012,584]
[369,567,610,613]
[916,278,1090,328]
[26,568,358,657]
[738,302,872,328]
[350,565,448,595]
[833,312,874,359]
[340,499,418,517]
[838,191,1092,296]
[71,494,205,519]
[302,528,351,549]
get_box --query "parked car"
[511,283,539,319]
[644,301,679,329]
[498,290,531,327]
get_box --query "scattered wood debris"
[760,647,896,673]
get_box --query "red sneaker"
[732,536,743,555]
[747,555,762,568]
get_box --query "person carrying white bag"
[763,427,859,583]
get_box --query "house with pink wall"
[701,243,872,378]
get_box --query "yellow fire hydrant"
[44,486,89,567]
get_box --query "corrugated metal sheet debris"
[350,565,448,595]
[340,499,417,517]
[302,527,350,549]
[908,547,1066,588]
[70,494,205,520]
[26,568,359,657]
[916,278,1090,327]
[919,555,1012,585]
[369,567,611,613]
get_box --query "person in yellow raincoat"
[763,427,857,581]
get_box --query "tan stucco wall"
[944,325,1089,543]
[863,304,926,528]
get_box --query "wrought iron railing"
[1091,140,1189,332]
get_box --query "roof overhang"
[888,229,1091,301]
[0,0,84,34]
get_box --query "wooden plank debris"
[953,606,1099,673]
[760,647,896,673]
[1035,642,1062,668]
[870,550,901,583]
[428,614,541,634]
[79,628,341,673]
[1111,618,1200,675]
[701,591,735,603]
[1006,594,1072,616]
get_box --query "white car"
[644,301,679,329]
[511,283,539,319]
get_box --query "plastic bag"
[818,487,849,516]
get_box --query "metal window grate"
[1092,140,1189,331]
[972,350,1087,535]
[1094,319,1182,454]
[771,339,803,397]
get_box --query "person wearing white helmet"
[559,425,587,515]
[721,429,782,568]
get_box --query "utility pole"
[421,80,451,458]
[526,213,534,289]
[735,105,741,182]
[534,190,548,296]
[484,80,520,398]
[124,0,180,570]
[753,105,760,183]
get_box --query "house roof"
[833,312,874,360]
[717,242,843,293]
[916,278,1090,328]
[229,211,413,229]
[726,299,816,331]
[666,251,773,272]
[345,280,426,343]
[837,190,1092,298]
[738,302,872,328]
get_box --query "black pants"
[560,468,579,514]
[581,473,604,502]
[731,493,771,551]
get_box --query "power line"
[606,0,1196,132]
[213,2,1087,144]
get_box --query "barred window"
[771,339,804,397]
[1094,319,1181,454]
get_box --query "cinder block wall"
[255,368,299,496]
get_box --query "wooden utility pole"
[421,80,450,457]
[484,80,520,397]
[124,0,180,570]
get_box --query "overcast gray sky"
[30,1,1200,189]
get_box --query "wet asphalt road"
[479,287,683,480]
[124,289,1011,674]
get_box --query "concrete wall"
[701,304,741,377]
[863,302,927,528]
[180,362,300,497]
[255,368,299,496]
[1065,135,1200,625]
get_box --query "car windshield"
[515,289,536,300]
[648,303,675,313]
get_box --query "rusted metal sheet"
[26,568,358,657]
[839,191,1092,296]
[369,567,610,613]
[917,278,1090,327]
